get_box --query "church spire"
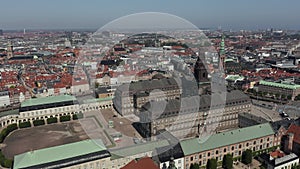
[220,35,225,56]
[219,35,226,71]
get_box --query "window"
[231,146,234,151]
[190,156,193,161]
[224,148,227,153]
[207,152,210,157]
[216,150,219,155]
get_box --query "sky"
[1,0,300,30]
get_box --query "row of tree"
[190,149,253,169]
[0,150,12,168]
[0,113,84,143]
[18,113,83,128]
[0,124,18,143]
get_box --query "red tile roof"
[287,124,300,145]
[121,157,159,169]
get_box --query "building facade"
[13,139,111,169]
[258,80,300,100]
[138,90,251,139]
[113,78,180,116]
[180,123,275,169]
[0,91,10,107]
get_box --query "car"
[280,112,289,118]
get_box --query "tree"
[6,123,18,133]
[60,115,71,122]
[47,117,58,124]
[33,119,45,126]
[190,163,200,169]
[73,112,83,120]
[206,158,217,169]
[3,159,12,168]
[222,154,233,169]
[242,149,253,165]
[19,121,31,128]
[95,82,100,88]
[0,123,18,143]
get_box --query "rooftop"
[110,139,170,160]
[180,123,274,156]
[259,80,300,90]
[21,95,77,108]
[121,157,159,169]
[0,109,19,118]
[14,139,108,169]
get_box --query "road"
[251,105,282,122]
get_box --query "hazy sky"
[1,0,300,30]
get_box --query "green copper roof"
[180,123,274,156]
[14,139,107,169]
[110,140,170,160]
[21,95,77,108]
[220,36,225,55]
[226,75,244,82]
[259,80,300,90]
[0,109,19,118]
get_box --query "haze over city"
[1,0,300,30]
[2,1,300,169]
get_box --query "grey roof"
[270,118,300,132]
[153,144,184,163]
[273,153,299,167]
[116,78,180,95]
[141,90,250,120]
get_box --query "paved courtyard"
[2,121,89,159]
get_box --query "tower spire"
[220,35,225,56]
[219,35,226,71]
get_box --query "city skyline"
[1,0,300,30]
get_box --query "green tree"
[95,82,100,88]
[19,121,31,128]
[33,120,45,126]
[3,159,12,168]
[6,123,18,133]
[242,149,253,165]
[60,115,71,122]
[73,112,83,120]
[0,123,18,143]
[222,154,233,169]
[190,163,200,169]
[47,117,58,124]
[206,158,217,169]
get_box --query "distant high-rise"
[219,35,226,70]
[0,29,3,36]
[7,41,14,60]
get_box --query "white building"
[0,91,10,107]
[267,153,299,169]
